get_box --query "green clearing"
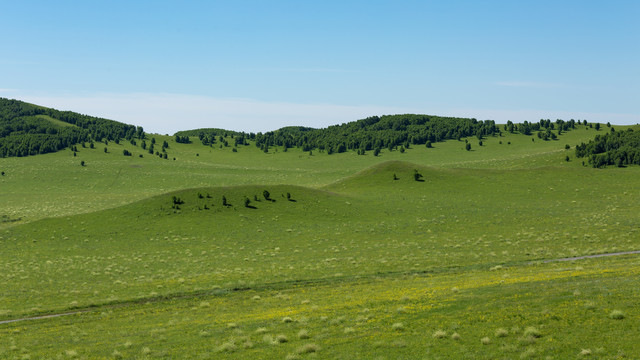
[1,122,639,359]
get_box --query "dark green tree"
[413,169,423,181]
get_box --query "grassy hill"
[1,102,639,359]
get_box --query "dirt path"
[2,250,639,326]
[0,310,90,325]
[541,250,640,263]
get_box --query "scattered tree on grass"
[222,195,229,206]
[465,143,471,151]
[263,190,271,201]
[80,160,85,166]
[123,149,132,156]
[244,197,251,208]
[413,169,424,181]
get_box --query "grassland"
[1,124,639,359]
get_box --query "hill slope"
[0,98,143,157]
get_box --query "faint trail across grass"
[541,250,640,263]
[2,250,639,326]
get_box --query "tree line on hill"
[575,128,640,167]
[177,115,594,155]
[253,115,501,154]
[0,98,144,157]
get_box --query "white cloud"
[7,92,640,134]
[14,93,410,134]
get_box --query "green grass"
[34,114,78,128]
[1,124,639,358]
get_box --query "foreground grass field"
[1,124,639,359]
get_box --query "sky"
[1,0,638,134]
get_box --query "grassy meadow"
[1,124,639,359]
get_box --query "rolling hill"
[1,100,639,359]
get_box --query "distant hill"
[576,127,640,167]
[249,115,581,154]
[0,98,143,157]
[177,115,589,155]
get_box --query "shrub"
[609,310,625,320]
[481,337,491,345]
[392,323,404,331]
[297,329,310,339]
[523,327,541,338]
[451,332,461,340]
[275,334,288,343]
[296,343,320,354]
[432,330,446,339]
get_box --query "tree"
[104,147,108,153]
[244,197,251,208]
[80,160,85,166]
[465,143,471,151]
[595,123,601,131]
[263,190,271,201]
[413,169,423,181]
[222,195,228,206]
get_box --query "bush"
[609,310,625,319]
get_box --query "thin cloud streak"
[496,81,564,88]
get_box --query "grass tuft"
[296,343,321,354]
[609,310,625,320]
[523,326,541,338]
[432,330,447,339]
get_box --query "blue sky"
[1,0,638,133]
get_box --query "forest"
[575,128,640,167]
[0,98,143,157]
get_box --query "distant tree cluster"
[0,98,144,157]
[168,189,295,213]
[252,115,500,154]
[504,119,577,136]
[575,128,640,167]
